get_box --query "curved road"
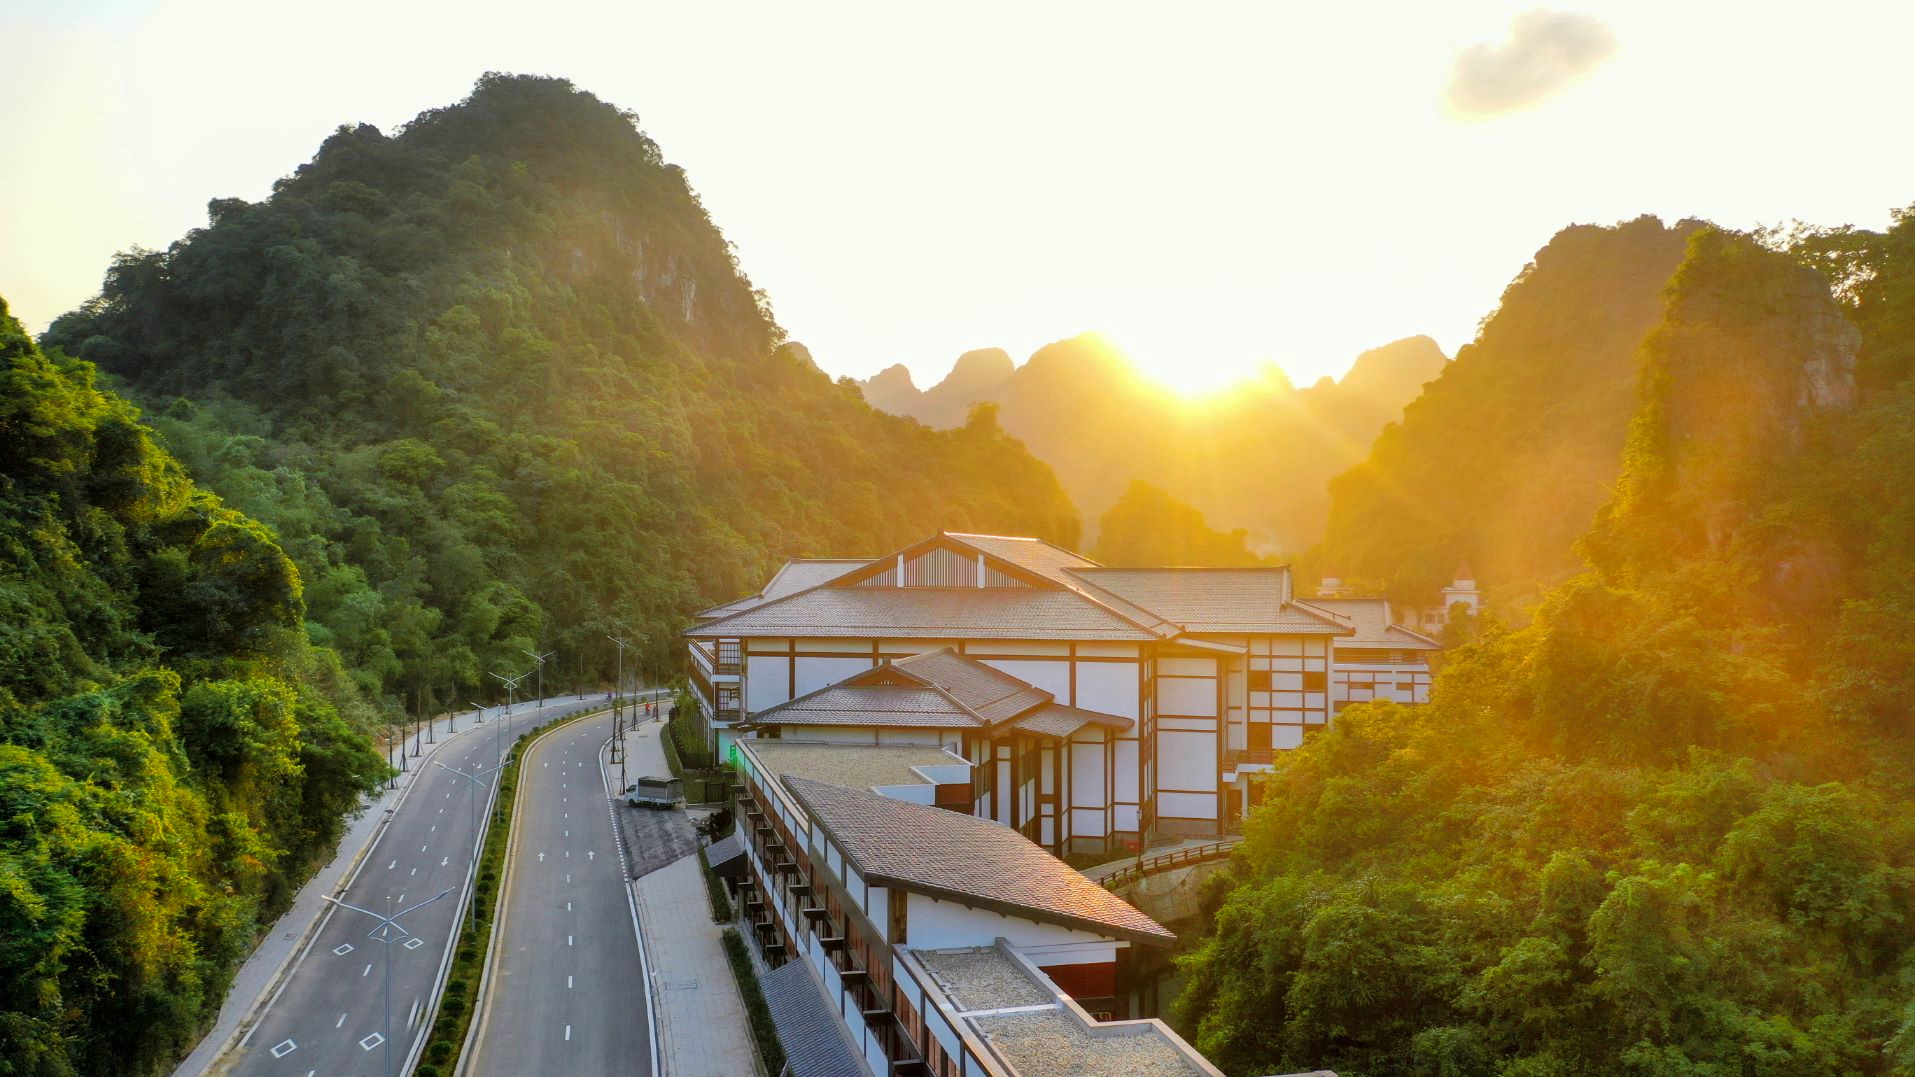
[221,696,624,1076]
[465,711,654,1075]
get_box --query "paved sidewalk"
[622,718,763,1077]
[177,696,614,1077]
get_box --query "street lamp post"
[322,888,454,1077]
[607,633,634,773]
[434,760,492,926]
[489,671,528,767]
[523,649,555,705]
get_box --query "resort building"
[719,737,1232,1076]
[688,532,1450,848]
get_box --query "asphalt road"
[465,712,654,1076]
[223,695,633,1076]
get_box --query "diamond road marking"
[359,1032,385,1050]
[404,937,425,950]
[332,943,354,956]
[270,1039,296,1058]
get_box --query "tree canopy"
[0,295,384,1075]
[45,73,1079,712]
[1179,224,1915,1077]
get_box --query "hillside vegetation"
[1178,223,1915,1076]
[1324,216,1700,606]
[0,298,384,1074]
[46,74,1079,712]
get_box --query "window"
[716,639,740,673]
[1247,669,1272,692]
[1301,670,1326,692]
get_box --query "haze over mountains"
[860,333,1449,555]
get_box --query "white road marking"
[363,963,373,977]
[420,844,428,852]
[410,867,418,876]
[442,856,450,866]
[565,1024,572,1041]
[359,1032,385,1050]
[568,975,574,988]
[568,935,574,946]
[270,1039,297,1058]
[387,860,396,870]
[335,1013,347,1028]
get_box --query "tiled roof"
[692,558,870,619]
[760,959,867,1077]
[1070,568,1349,635]
[1310,598,1441,650]
[894,649,1053,725]
[686,587,1158,640]
[945,533,1099,583]
[783,775,1175,946]
[751,684,981,729]
[1014,702,1133,739]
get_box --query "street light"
[607,633,635,772]
[522,649,555,705]
[489,671,528,766]
[323,887,454,1077]
[435,760,492,925]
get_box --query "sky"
[4,1,1913,393]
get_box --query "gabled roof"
[685,587,1159,641]
[749,684,981,728]
[1014,702,1133,738]
[1070,568,1349,636]
[1310,598,1442,650]
[783,775,1175,946]
[894,649,1052,725]
[747,649,1132,738]
[693,558,872,620]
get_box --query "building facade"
[689,532,1450,847]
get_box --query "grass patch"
[721,927,786,1075]
[412,708,600,1077]
[696,845,733,922]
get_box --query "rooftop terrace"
[744,739,965,791]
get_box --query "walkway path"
[621,716,763,1077]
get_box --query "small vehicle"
[624,776,684,810]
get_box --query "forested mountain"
[859,333,1448,553]
[1324,215,1701,607]
[0,297,384,1074]
[1093,480,1269,567]
[45,73,1079,713]
[1178,222,1915,1076]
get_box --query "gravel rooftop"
[914,948,1053,1011]
[747,740,960,789]
[975,1011,1207,1077]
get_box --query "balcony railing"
[1222,747,1276,771]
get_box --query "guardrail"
[1098,838,1242,891]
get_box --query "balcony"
[801,906,830,921]
[1222,747,1276,773]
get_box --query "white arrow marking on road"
[442,856,449,866]
[538,853,545,862]
[588,851,595,860]
[387,860,396,870]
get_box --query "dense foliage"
[0,297,384,1075]
[1093,480,1268,566]
[1324,216,1699,607]
[45,73,1079,716]
[1179,225,1915,1076]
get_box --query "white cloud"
[1447,9,1617,117]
